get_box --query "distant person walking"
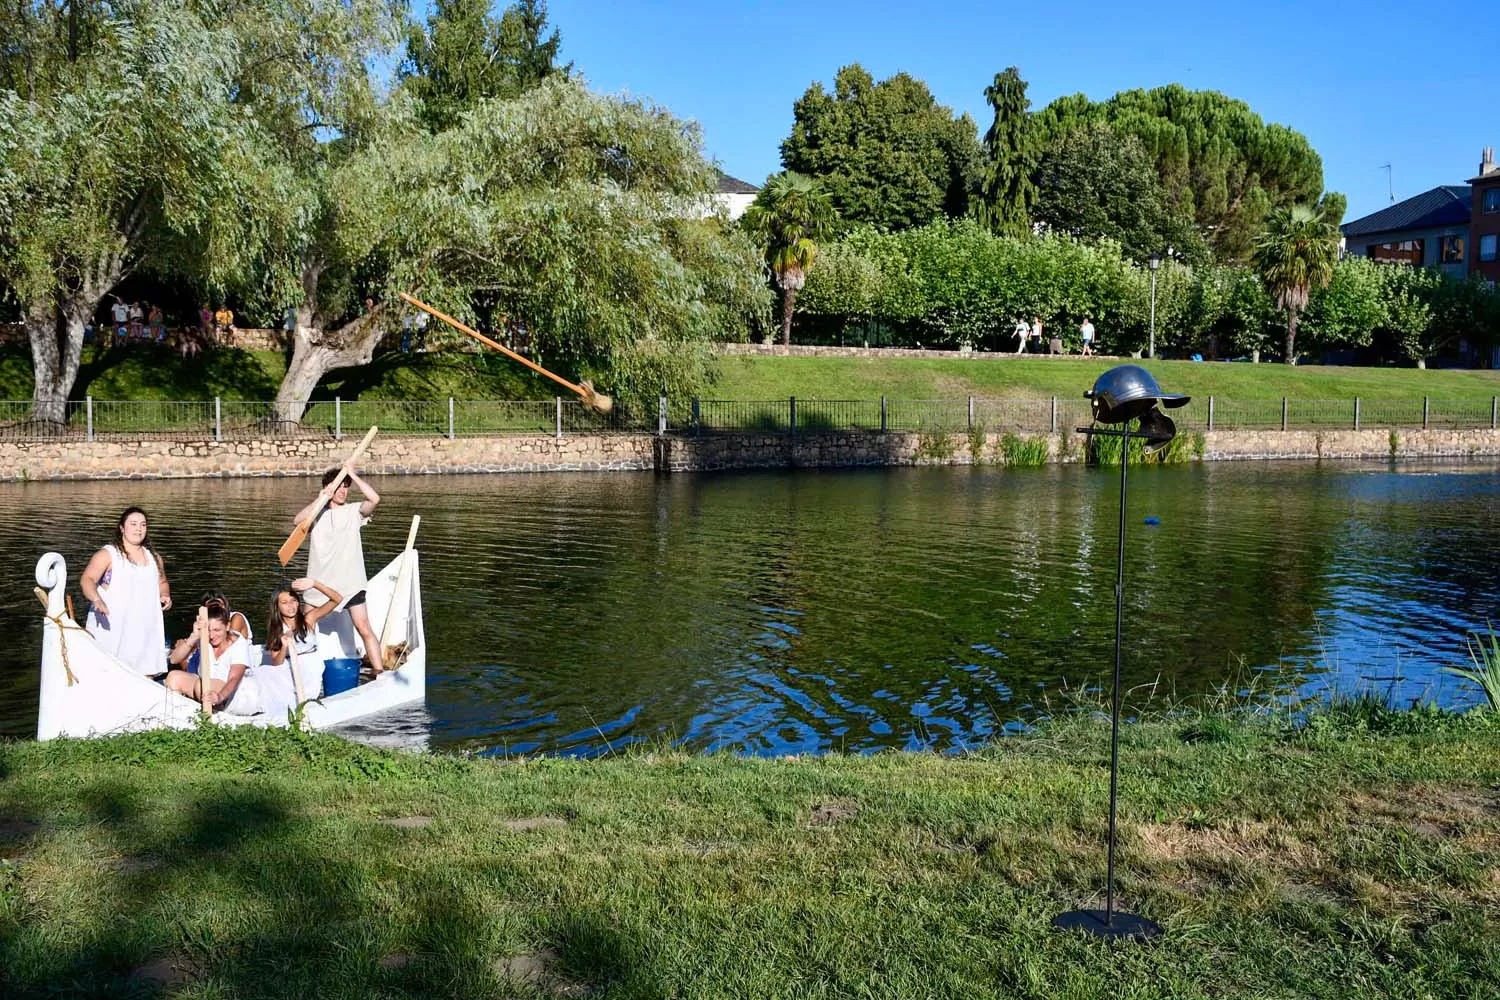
[1079,316,1095,356]
[1031,317,1046,355]
[1013,317,1031,355]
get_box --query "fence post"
[447,397,455,440]
[1353,397,1360,431]
[1281,397,1288,432]
[1050,396,1057,434]
[86,396,93,443]
[1422,396,1429,430]
[658,395,667,436]
[967,395,974,432]
[880,395,887,433]
[1207,395,1214,432]
[335,396,342,440]
[789,396,797,436]
[214,397,221,443]
[691,396,701,437]
[555,396,563,441]
[1493,396,1498,430]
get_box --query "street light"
[1146,252,1161,360]
[1053,364,1190,942]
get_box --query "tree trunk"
[1284,307,1299,365]
[780,285,798,346]
[1416,358,1427,370]
[274,264,389,425]
[25,255,122,426]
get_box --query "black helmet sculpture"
[1084,364,1191,447]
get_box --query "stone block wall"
[2,427,1498,482]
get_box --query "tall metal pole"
[1148,271,1157,360]
[1106,432,1129,925]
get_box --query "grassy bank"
[712,355,1500,402]
[5,345,1500,408]
[2,706,1497,998]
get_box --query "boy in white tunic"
[294,466,385,673]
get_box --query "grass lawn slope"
[2,706,1497,999]
[711,355,1500,402]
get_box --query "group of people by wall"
[1012,316,1096,356]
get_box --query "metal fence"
[1,395,1498,442]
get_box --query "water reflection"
[3,461,1498,756]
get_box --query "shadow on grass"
[0,768,640,999]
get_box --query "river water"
[3,462,1498,755]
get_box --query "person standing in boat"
[80,507,172,676]
[163,606,258,714]
[260,577,344,711]
[294,467,386,674]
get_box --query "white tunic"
[191,636,260,716]
[85,545,167,676]
[306,503,369,605]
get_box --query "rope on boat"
[44,612,87,687]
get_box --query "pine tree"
[972,68,1038,238]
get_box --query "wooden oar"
[286,637,308,727]
[377,515,421,669]
[277,425,380,566]
[398,292,613,413]
[196,607,213,714]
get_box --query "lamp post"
[1146,252,1161,360]
[1053,364,1190,942]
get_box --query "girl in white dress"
[80,507,172,676]
[259,578,344,717]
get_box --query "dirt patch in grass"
[494,948,591,997]
[132,955,202,988]
[503,816,569,832]
[381,816,433,829]
[1347,784,1500,846]
[807,798,860,828]
[0,817,40,843]
[1134,819,1326,869]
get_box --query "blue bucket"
[323,657,362,697]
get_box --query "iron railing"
[0,395,1497,442]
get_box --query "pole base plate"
[1052,909,1162,941]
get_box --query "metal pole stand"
[1052,423,1163,943]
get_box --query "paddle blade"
[579,380,613,414]
[277,520,311,566]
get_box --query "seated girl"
[163,606,259,715]
[260,578,343,712]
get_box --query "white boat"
[35,547,426,740]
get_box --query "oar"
[196,607,213,714]
[286,636,308,727]
[398,292,613,414]
[277,425,380,566]
[377,515,421,669]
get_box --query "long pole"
[1106,432,1130,925]
[1148,271,1157,360]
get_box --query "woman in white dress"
[80,507,172,676]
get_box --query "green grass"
[0,345,553,403]
[6,346,1500,408]
[2,709,1497,999]
[711,355,1500,402]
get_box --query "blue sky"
[539,0,1492,224]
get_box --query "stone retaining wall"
[3,427,1499,481]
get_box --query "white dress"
[191,636,260,716]
[85,545,167,676]
[256,625,326,722]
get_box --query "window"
[1482,234,1499,262]
[1441,235,1466,262]
[1484,188,1500,214]
[1367,240,1424,265]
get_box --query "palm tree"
[742,172,837,345]
[1252,205,1339,365]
